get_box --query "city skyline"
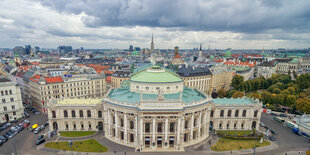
[1,0,310,49]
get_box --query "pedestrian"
[124,152,127,155]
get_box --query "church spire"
[151,34,154,53]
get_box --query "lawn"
[45,139,108,152]
[59,131,96,137]
[211,138,271,151]
[216,130,252,136]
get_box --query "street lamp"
[68,140,73,155]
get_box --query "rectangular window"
[2,99,6,103]
[3,106,7,111]
[11,105,15,110]
[13,112,16,115]
[10,98,14,102]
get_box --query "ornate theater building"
[48,65,262,152]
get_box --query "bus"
[273,117,285,124]
[285,120,298,129]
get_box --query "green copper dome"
[130,66,183,83]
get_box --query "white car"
[260,122,265,127]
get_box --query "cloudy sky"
[0,0,310,49]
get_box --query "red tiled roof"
[45,76,63,84]
[32,62,40,65]
[106,76,111,83]
[30,75,41,83]
[174,53,181,59]
[16,72,25,78]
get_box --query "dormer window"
[156,87,160,90]
[136,86,139,89]
[146,87,149,90]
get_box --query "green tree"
[217,89,227,98]
[232,91,244,98]
[272,88,281,94]
[249,92,261,100]
[273,94,285,105]
[227,90,236,98]
[281,90,290,96]
[231,75,244,91]
[296,98,310,114]
[287,87,295,94]
[296,73,310,90]
[286,95,296,106]
[261,91,272,104]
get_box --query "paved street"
[258,113,309,155]
[0,108,53,155]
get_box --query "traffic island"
[59,131,96,137]
[211,138,271,151]
[45,139,108,152]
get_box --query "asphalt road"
[0,108,51,155]
[259,113,309,155]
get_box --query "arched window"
[71,110,76,117]
[242,110,247,117]
[235,110,239,117]
[79,110,83,117]
[241,122,245,129]
[98,111,102,118]
[120,119,124,127]
[64,110,68,118]
[254,110,258,117]
[234,122,237,129]
[226,121,230,129]
[130,121,134,129]
[130,134,134,142]
[194,118,197,126]
[5,90,8,95]
[185,120,188,129]
[210,110,214,117]
[219,122,222,129]
[220,110,224,117]
[87,110,91,117]
[227,110,231,117]
[52,110,56,118]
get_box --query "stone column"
[177,117,181,146]
[198,112,202,138]
[107,109,110,137]
[190,114,194,140]
[115,111,118,138]
[164,118,168,148]
[140,118,143,149]
[135,115,138,146]
[152,118,156,148]
[124,114,127,143]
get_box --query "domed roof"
[130,65,183,83]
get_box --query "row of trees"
[222,73,310,114]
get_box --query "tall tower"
[151,34,154,53]
[198,43,203,58]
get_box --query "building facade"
[30,73,106,111]
[111,71,130,88]
[0,77,24,123]
[48,66,262,152]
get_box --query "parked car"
[271,113,278,116]
[270,129,277,135]
[279,114,287,117]
[10,120,18,124]
[35,138,45,145]
[270,135,275,141]
[23,122,30,127]
[260,122,265,127]
[24,120,30,124]
[24,112,30,117]
[44,122,49,127]
[34,127,41,134]
[40,125,45,130]
[34,111,41,115]
[0,136,7,144]
[38,135,44,140]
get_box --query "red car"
[23,123,30,127]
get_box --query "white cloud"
[0,0,309,49]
